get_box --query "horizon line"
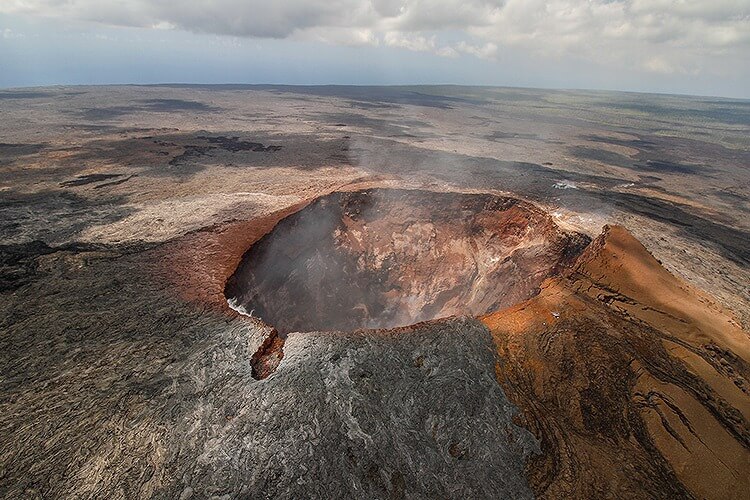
[2,82,749,102]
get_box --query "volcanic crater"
[225,188,590,373]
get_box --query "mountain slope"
[482,225,749,499]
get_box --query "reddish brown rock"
[482,225,750,499]
[225,188,589,334]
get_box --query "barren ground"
[0,85,748,498]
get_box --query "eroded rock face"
[225,188,590,334]
[482,225,750,499]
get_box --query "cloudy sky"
[1,0,748,97]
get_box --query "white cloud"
[383,31,435,52]
[435,46,459,58]
[2,28,24,39]
[455,41,498,59]
[305,27,379,46]
[151,21,176,30]
[643,56,678,74]
[1,0,748,77]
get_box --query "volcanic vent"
[226,188,590,334]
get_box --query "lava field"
[1,85,747,499]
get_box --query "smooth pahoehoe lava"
[224,188,590,335]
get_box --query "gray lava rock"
[0,248,537,498]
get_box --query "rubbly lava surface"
[225,188,590,334]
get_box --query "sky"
[1,0,749,98]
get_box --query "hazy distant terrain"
[0,85,748,498]
[2,85,747,319]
